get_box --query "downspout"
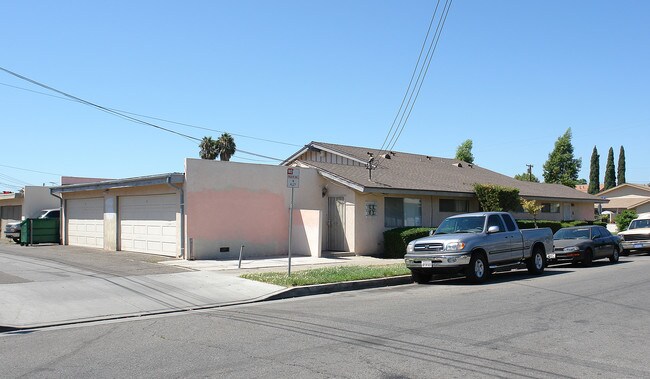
[50,189,64,245]
[167,177,186,260]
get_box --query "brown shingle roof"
[292,142,605,203]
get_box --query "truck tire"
[609,247,620,263]
[12,238,20,243]
[527,245,546,275]
[466,253,489,284]
[411,271,432,284]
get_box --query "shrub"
[615,210,637,232]
[474,184,520,212]
[383,227,435,259]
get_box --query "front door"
[563,203,572,221]
[328,197,346,251]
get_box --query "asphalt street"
[2,254,649,378]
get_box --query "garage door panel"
[119,194,178,257]
[67,198,104,248]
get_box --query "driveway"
[0,243,285,329]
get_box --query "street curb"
[263,275,414,301]
[0,276,413,332]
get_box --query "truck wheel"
[609,247,620,263]
[582,249,593,267]
[527,245,546,275]
[411,271,432,284]
[466,253,489,284]
[12,238,20,243]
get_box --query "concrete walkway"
[0,243,404,330]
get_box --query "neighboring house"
[281,142,606,255]
[0,186,60,234]
[50,142,606,259]
[575,184,604,193]
[596,183,650,216]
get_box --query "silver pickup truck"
[404,212,553,284]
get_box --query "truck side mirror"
[487,226,500,234]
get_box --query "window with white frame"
[384,197,422,227]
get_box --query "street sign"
[287,168,300,188]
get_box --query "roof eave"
[51,173,185,194]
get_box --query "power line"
[375,0,453,168]
[0,164,63,176]
[0,81,302,148]
[0,172,33,187]
[0,68,285,161]
[377,0,442,154]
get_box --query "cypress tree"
[588,146,600,194]
[617,146,626,185]
[603,147,616,190]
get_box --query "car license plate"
[634,244,643,249]
[547,253,556,259]
[421,261,432,268]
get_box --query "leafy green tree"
[542,128,582,187]
[455,139,474,164]
[199,136,219,160]
[615,210,637,232]
[588,146,600,194]
[474,184,520,212]
[576,178,587,185]
[514,172,540,182]
[217,132,236,161]
[617,146,626,185]
[520,198,543,228]
[603,147,616,190]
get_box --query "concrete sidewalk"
[0,244,406,330]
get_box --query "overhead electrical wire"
[374,0,453,168]
[0,81,302,148]
[0,67,285,161]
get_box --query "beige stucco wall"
[602,185,650,198]
[60,184,181,255]
[22,186,60,218]
[185,158,323,259]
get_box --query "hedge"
[383,227,435,259]
[517,219,607,233]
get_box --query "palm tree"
[199,136,219,160]
[217,133,236,161]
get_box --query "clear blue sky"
[1,0,648,190]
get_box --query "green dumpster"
[20,218,61,245]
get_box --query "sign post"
[287,168,300,276]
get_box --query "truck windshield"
[628,219,650,229]
[435,216,485,235]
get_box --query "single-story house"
[0,186,60,234]
[50,141,606,259]
[596,183,650,219]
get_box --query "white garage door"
[119,194,178,257]
[67,198,104,248]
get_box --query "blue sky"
[1,0,648,190]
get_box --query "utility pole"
[526,164,533,182]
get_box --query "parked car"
[404,212,553,284]
[617,213,650,255]
[3,208,61,243]
[548,225,620,266]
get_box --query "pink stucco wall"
[185,158,323,259]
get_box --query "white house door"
[327,197,346,251]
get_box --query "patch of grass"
[240,264,410,287]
